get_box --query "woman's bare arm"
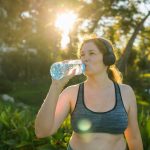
[35,72,75,138]
[124,85,143,150]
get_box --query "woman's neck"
[85,72,112,89]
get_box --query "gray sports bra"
[71,81,128,134]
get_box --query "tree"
[0,0,150,80]
[117,11,150,73]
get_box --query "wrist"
[50,81,64,91]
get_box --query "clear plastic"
[50,59,85,80]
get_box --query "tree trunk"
[117,11,150,74]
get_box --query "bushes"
[124,71,150,102]
[0,97,150,149]
[50,116,72,149]
[0,79,13,94]
[0,100,71,150]
[0,100,36,149]
[138,105,150,150]
[0,74,150,149]
[1,98,150,150]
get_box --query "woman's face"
[80,41,107,76]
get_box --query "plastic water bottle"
[50,59,85,80]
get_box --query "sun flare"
[55,11,77,48]
[55,11,77,32]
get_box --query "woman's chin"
[84,71,94,76]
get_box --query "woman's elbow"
[34,126,57,138]
[34,124,49,138]
[34,120,57,138]
[35,128,51,138]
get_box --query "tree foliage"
[0,0,149,81]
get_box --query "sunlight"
[55,11,77,32]
[61,33,70,49]
[55,11,77,49]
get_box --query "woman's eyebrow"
[88,50,95,52]
[81,49,95,53]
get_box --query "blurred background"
[0,0,150,149]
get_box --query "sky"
[137,1,150,26]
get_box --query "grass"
[1,74,86,107]
[8,76,51,106]
[3,72,149,107]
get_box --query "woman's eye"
[90,53,94,55]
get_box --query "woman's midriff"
[69,132,127,150]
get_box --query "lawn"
[8,76,51,107]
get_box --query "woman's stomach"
[69,132,127,150]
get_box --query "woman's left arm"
[124,85,143,150]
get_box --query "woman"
[35,37,143,150]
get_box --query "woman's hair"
[107,65,123,84]
[77,35,123,83]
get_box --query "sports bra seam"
[70,83,82,115]
[117,84,128,116]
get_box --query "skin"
[35,41,143,150]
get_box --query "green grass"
[8,77,51,106]
[7,74,86,107]
[3,72,149,107]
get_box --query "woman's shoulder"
[117,83,136,112]
[118,83,134,93]
[63,82,82,95]
[118,83,133,91]
[63,83,83,106]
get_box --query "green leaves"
[138,102,150,149]
[0,101,35,149]
[0,100,72,149]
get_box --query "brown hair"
[77,35,123,83]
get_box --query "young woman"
[35,37,143,150]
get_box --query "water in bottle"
[50,59,85,80]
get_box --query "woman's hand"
[51,68,76,89]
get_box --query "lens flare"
[78,119,92,132]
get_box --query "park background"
[0,0,150,149]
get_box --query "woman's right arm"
[34,72,75,138]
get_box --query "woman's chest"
[83,89,116,112]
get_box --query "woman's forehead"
[81,41,99,53]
